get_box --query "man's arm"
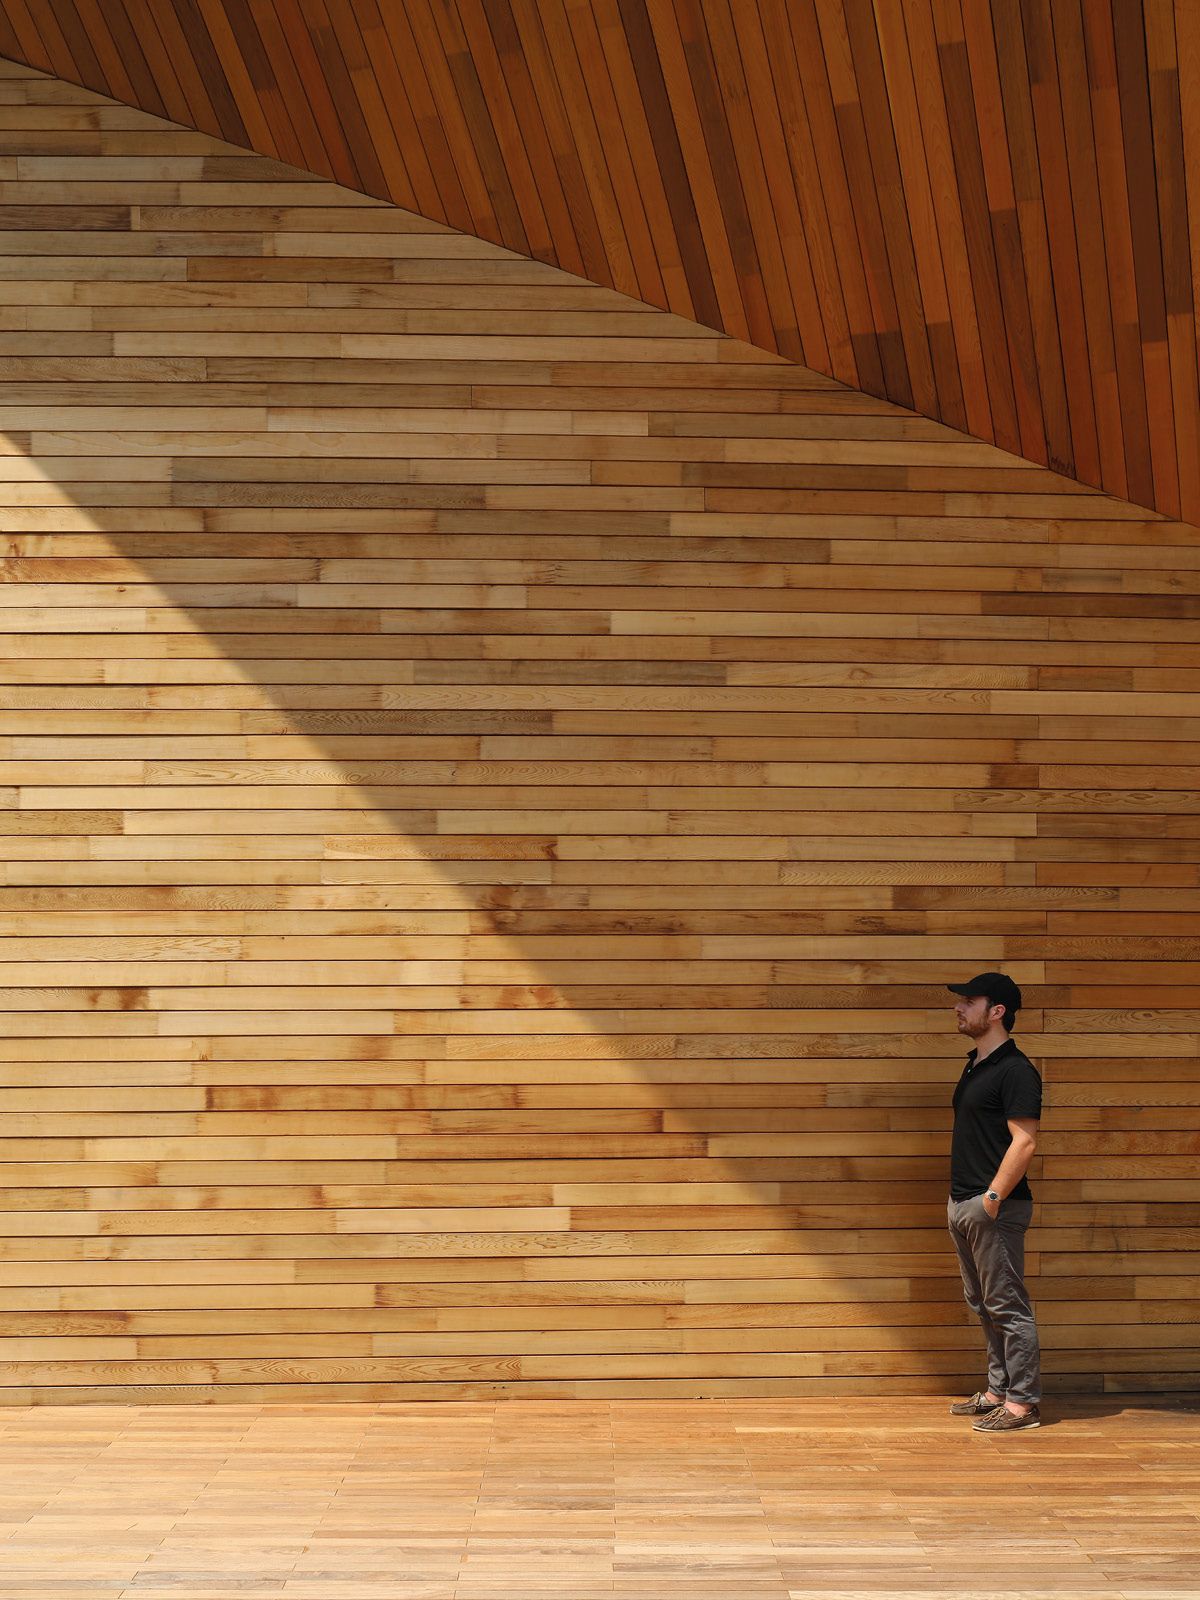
[981,1116,1039,1216]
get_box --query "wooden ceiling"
[1,0,1198,522]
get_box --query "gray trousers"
[947,1194,1041,1406]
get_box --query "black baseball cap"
[947,971,1022,1013]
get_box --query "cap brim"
[946,983,977,996]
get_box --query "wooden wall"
[2,1,1199,523]
[0,59,1197,1403]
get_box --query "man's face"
[954,993,1000,1040]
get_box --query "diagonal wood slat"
[0,0,1198,520]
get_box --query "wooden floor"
[0,1399,1196,1598]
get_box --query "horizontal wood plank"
[0,60,1193,1399]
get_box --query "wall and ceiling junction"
[1,0,1199,520]
[0,60,1195,1400]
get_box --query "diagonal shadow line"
[1,408,989,1390]
[1,60,1177,1400]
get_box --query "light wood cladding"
[1,2,1199,523]
[0,58,1197,1403]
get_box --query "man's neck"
[970,1028,1011,1064]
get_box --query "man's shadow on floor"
[1034,1392,1200,1430]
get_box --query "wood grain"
[0,59,1196,1401]
[0,1397,1196,1600]
[0,3,1197,520]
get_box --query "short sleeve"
[1000,1059,1042,1121]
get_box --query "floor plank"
[0,1397,1195,1598]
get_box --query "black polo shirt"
[950,1037,1042,1201]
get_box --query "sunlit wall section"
[0,60,1197,1402]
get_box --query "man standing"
[945,972,1043,1432]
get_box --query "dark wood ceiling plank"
[0,10,31,66]
[439,14,532,259]
[1173,0,1200,524]
[507,0,616,286]
[133,0,227,140]
[872,0,966,432]
[479,0,587,278]
[238,0,341,187]
[39,0,105,91]
[1110,0,1179,518]
[616,0,721,327]
[674,0,778,351]
[646,0,753,343]
[1142,0,1199,523]
[452,0,554,264]
[526,0,623,278]
[990,0,1074,477]
[73,0,163,119]
[842,0,939,417]
[959,0,1047,466]
[898,0,992,439]
[193,0,292,163]
[590,0,684,312]
[263,0,364,191]
[167,0,250,147]
[784,0,886,396]
[405,0,507,244]
[813,0,914,407]
[337,4,437,218]
[757,0,860,384]
[227,0,339,180]
[1050,0,1127,501]
[1081,0,1156,512]
[121,0,205,131]
[931,0,1024,456]
[537,0,638,292]
[382,0,481,228]
[301,0,394,197]
[728,0,828,370]
[564,0,667,308]
[352,0,448,221]
[1019,0,1100,488]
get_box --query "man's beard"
[957,1016,989,1039]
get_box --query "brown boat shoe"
[949,1392,1004,1416]
[972,1403,1041,1432]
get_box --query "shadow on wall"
[1,58,1196,1401]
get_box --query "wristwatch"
[985,1189,1000,1203]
